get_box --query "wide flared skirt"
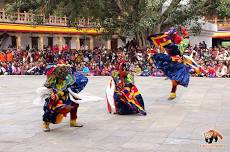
[113,86,146,115]
[152,53,190,87]
[43,98,72,124]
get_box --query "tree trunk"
[147,28,150,37]
[152,24,161,34]
[140,31,146,47]
[135,32,142,47]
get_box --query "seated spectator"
[216,62,228,78]
[208,66,216,78]
[0,64,3,75]
[227,63,230,77]
[134,65,142,76]
[101,66,110,76]
[82,64,90,76]
[0,43,228,78]
[155,69,164,77]
[141,66,151,76]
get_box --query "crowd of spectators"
[0,41,229,78]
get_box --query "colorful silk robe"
[111,70,146,115]
[43,66,88,124]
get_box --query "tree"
[5,0,230,47]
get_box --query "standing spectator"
[0,51,6,62]
[202,41,207,49]
[6,50,13,62]
[211,47,219,60]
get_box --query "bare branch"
[114,0,126,12]
[160,0,182,24]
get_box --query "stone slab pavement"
[0,76,230,152]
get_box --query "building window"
[64,37,71,46]
[11,36,16,48]
[31,37,38,49]
[48,37,53,48]
[80,37,89,48]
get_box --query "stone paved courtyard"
[0,76,230,152]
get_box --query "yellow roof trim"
[0,23,102,35]
[212,32,230,38]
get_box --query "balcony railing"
[204,17,230,25]
[0,9,100,28]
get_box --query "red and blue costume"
[147,27,191,100]
[106,61,146,115]
[42,62,88,131]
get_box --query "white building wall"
[189,22,217,48]
[118,39,125,48]
[20,34,31,50]
[189,36,212,48]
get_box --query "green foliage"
[4,0,230,46]
[216,0,230,18]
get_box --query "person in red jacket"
[6,50,13,62]
[0,51,6,62]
